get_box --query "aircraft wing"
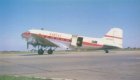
[29,34,59,47]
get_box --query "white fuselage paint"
[28,29,104,49]
[22,28,123,50]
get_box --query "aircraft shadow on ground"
[20,53,51,56]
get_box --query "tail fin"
[103,28,123,48]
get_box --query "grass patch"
[0,75,52,80]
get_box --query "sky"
[0,0,140,51]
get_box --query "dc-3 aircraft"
[21,28,123,55]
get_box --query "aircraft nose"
[21,31,31,39]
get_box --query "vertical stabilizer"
[103,28,123,48]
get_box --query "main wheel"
[47,49,53,54]
[38,49,44,55]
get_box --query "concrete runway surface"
[0,51,140,80]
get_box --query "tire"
[48,49,53,54]
[38,49,44,55]
[105,49,109,53]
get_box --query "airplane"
[21,28,123,55]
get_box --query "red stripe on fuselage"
[23,32,103,47]
[83,42,103,47]
[104,35,122,39]
[37,33,71,42]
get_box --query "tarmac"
[0,50,140,80]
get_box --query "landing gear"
[47,48,53,54]
[38,48,44,55]
[37,47,55,55]
[104,49,109,53]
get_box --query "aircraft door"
[77,37,83,47]
[71,35,83,47]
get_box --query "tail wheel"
[38,48,44,55]
[48,49,53,54]
[105,49,109,53]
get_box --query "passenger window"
[92,40,97,43]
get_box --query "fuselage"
[22,28,123,51]
[22,29,104,49]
